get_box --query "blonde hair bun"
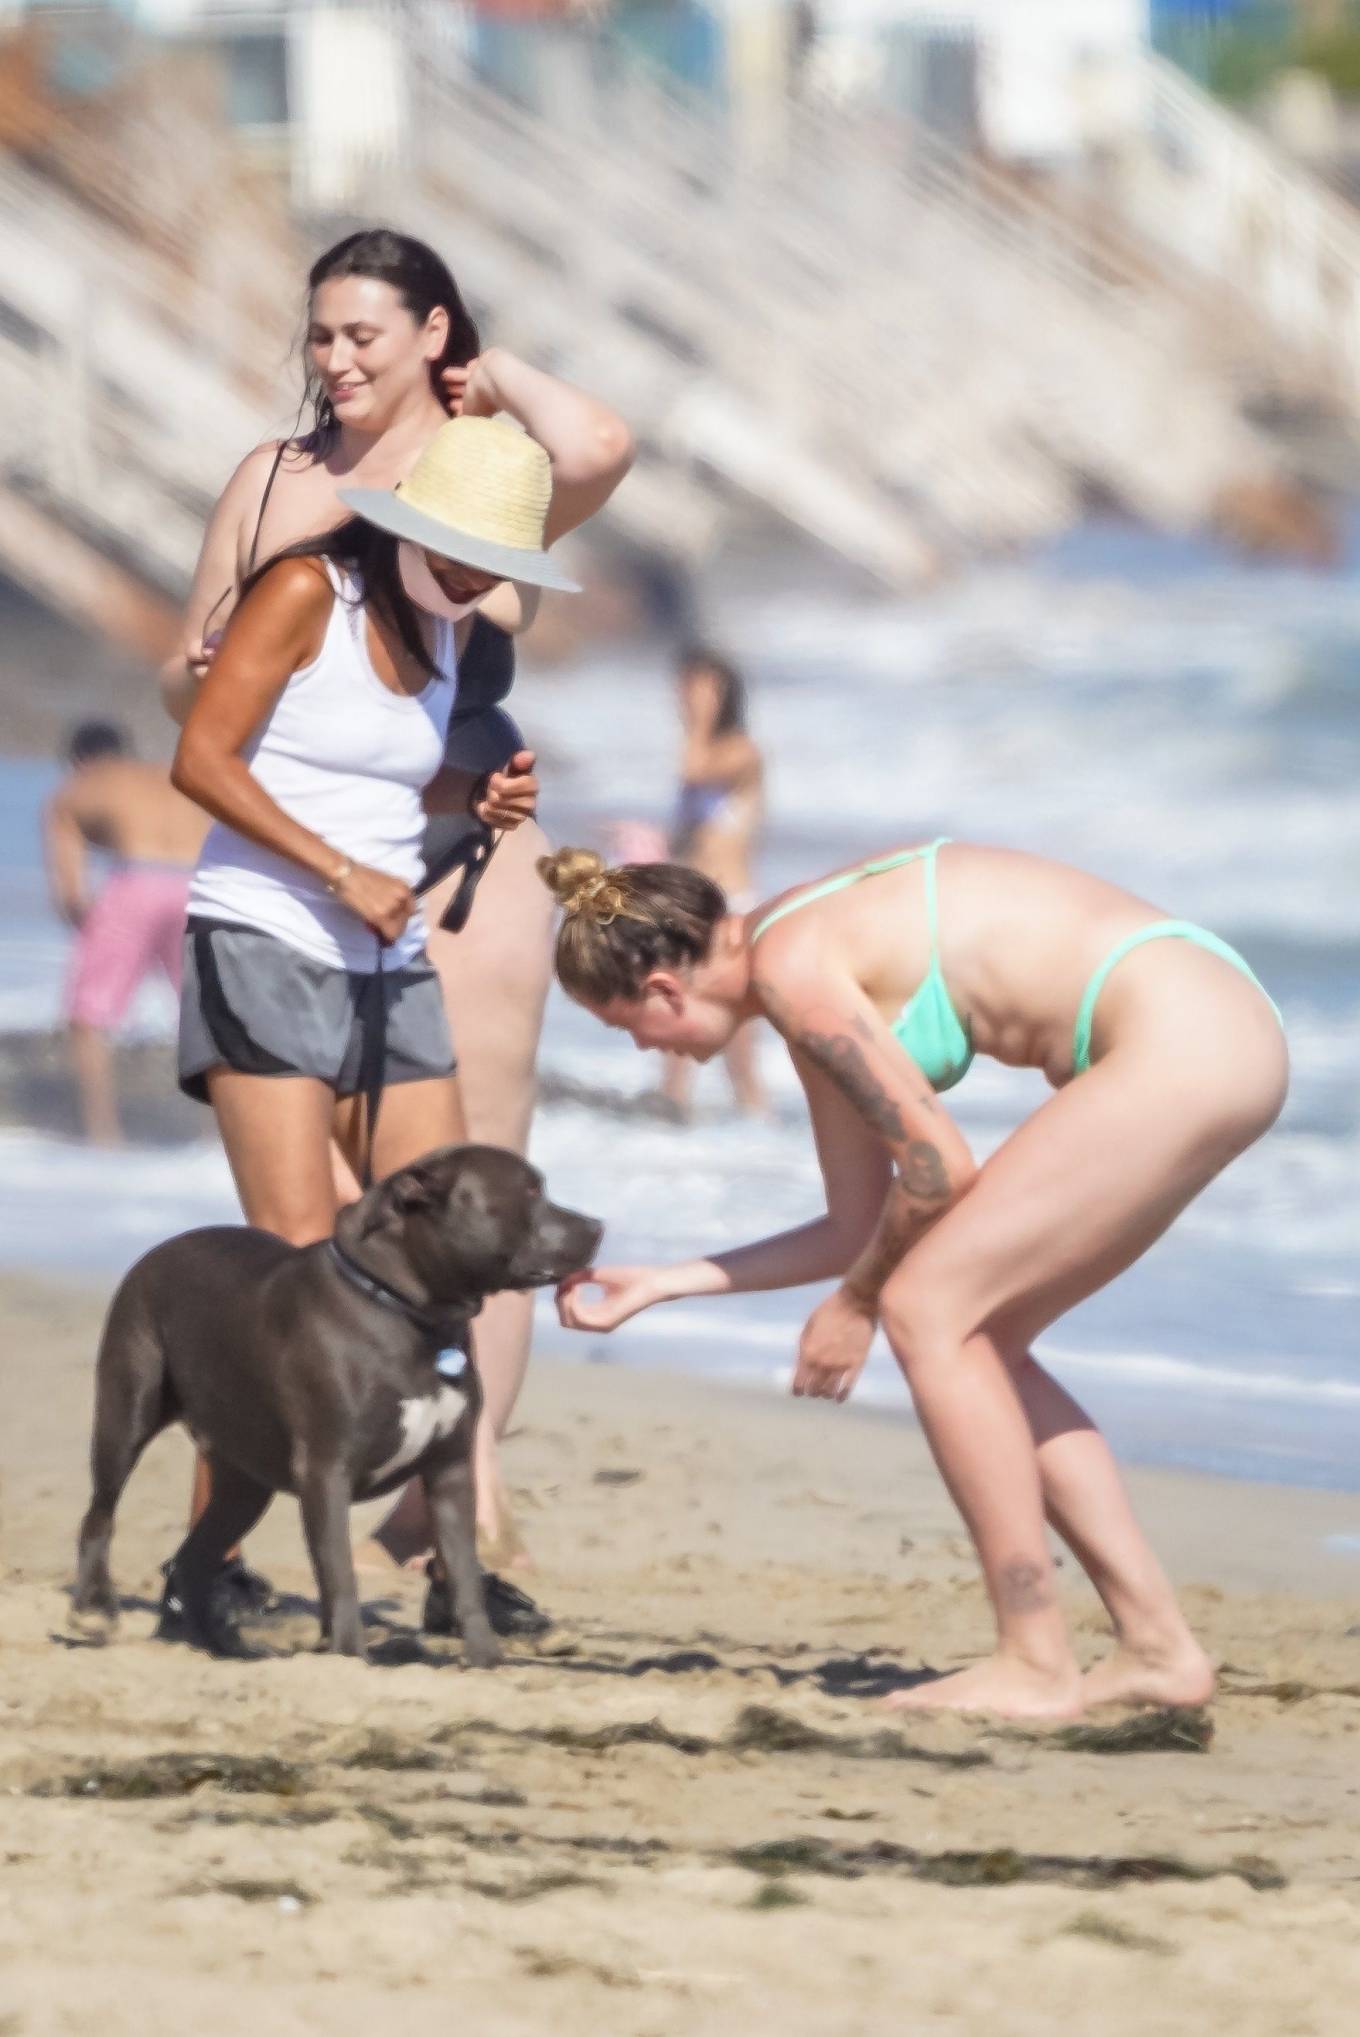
[536,846,633,924]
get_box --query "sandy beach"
[2,1268,1359,2036]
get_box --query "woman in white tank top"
[173,419,565,1186]
[188,555,457,973]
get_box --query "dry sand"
[2,1270,1359,2036]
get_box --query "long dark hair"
[300,228,481,451]
[242,520,443,681]
[679,644,747,735]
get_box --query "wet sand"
[3,1270,1359,2035]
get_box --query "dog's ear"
[389,1167,441,1214]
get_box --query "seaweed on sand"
[31,1753,308,1800]
[1041,1709,1214,1755]
[727,1836,1285,1893]
[729,1704,990,1768]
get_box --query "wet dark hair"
[538,848,727,1004]
[242,519,442,681]
[65,719,130,766]
[678,644,747,736]
[301,228,481,449]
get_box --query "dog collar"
[327,1238,469,1355]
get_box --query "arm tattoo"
[756,981,954,1299]
[797,1028,909,1143]
[844,1174,945,1302]
[900,1140,949,1204]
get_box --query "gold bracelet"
[324,856,353,895]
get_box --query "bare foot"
[884,1654,1084,1721]
[478,1510,534,1576]
[1082,1640,1215,1711]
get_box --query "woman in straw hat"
[162,230,632,1622]
[167,415,579,1642]
[538,842,1287,1719]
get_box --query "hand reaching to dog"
[556,1266,667,1333]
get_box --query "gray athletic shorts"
[178,917,455,1104]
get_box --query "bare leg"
[348,1071,472,1570]
[879,981,1285,1718]
[723,1019,769,1116]
[884,1320,1083,1719]
[661,1055,692,1117]
[190,1071,340,1536]
[372,822,553,1564]
[1010,1352,1213,1706]
[69,1022,122,1146]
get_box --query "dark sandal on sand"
[157,1557,276,1638]
[218,1557,277,1614]
[422,1562,552,1639]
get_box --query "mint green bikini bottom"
[1072,920,1282,1074]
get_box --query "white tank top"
[189,561,457,971]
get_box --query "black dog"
[73,1145,601,1665]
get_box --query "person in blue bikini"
[540,837,1288,1721]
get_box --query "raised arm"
[460,348,634,545]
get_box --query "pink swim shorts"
[65,864,191,1031]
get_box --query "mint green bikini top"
[750,838,973,1093]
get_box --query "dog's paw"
[206,1624,267,1662]
[462,1629,503,1671]
[68,1603,118,1644]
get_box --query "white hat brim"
[338,486,582,594]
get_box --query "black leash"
[353,814,502,1191]
[327,1237,470,1375]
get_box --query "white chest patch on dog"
[366,1384,466,1490]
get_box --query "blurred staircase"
[4,9,1360,623]
[0,34,295,655]
[372,9,1330,585]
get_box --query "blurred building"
[0,0,1355,679]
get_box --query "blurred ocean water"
[1,523,1356,1492]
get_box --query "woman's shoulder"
[243,552,336,618]
[220,437,319,514]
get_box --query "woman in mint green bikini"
[539,838,1288,1721]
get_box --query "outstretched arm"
[557,967,971,1336]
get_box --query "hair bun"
[536,847,632,924]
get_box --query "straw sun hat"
[339,414,581,593]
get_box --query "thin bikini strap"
[245,439,289,574]
[921,838,945,947]
[750,839,951,944]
